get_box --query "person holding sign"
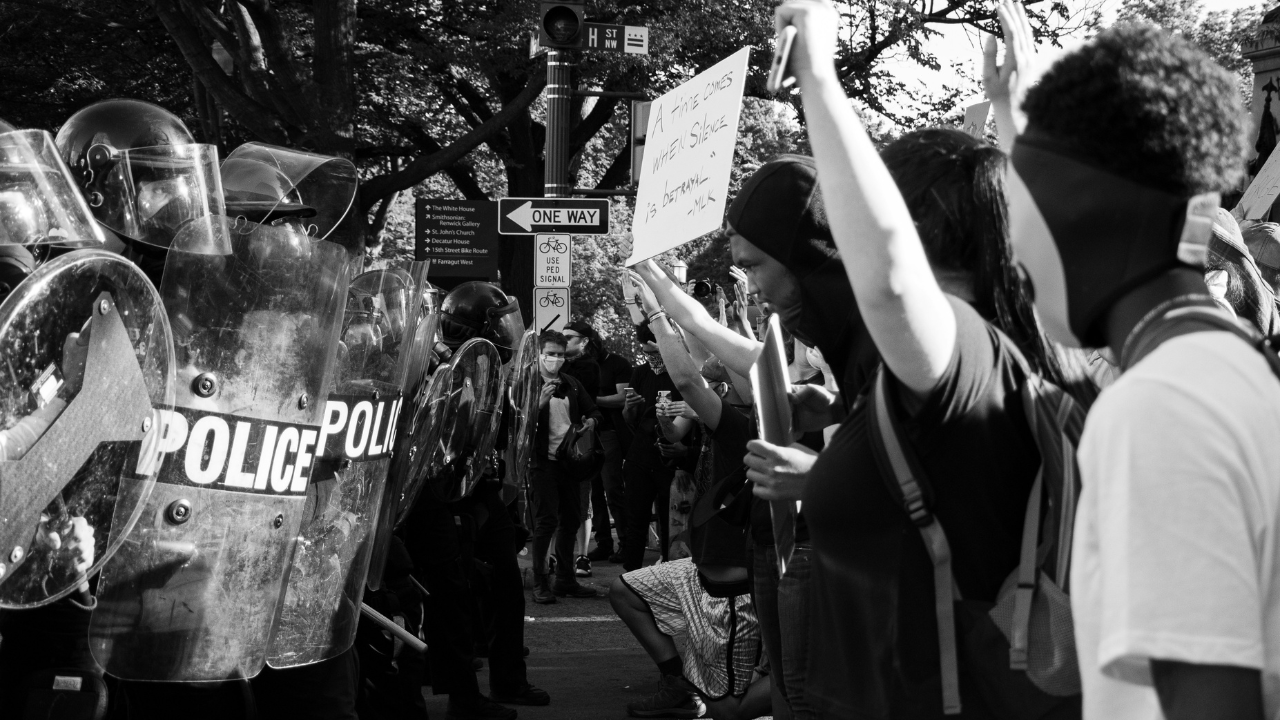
[764,2,1098,717]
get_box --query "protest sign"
[626,47,750,265]
[1236,148,1280,221]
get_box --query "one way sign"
[498,198,610,235]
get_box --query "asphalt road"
[422,549,667,720]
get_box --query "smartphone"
[767,25,798,93]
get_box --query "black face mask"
[1009,132,1219,347]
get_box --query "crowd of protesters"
[521,1,1280,719]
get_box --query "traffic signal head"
[540,2,584,49]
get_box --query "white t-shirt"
[1071,331,1280,720]
[547,394,571,460]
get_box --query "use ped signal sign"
[498,198,609,235]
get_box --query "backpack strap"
[1124,304,1280,382]
[866,367,963,715]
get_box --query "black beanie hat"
[725,155,838,275]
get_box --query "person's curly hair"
[1023,23,1249,195]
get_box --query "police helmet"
[439,281,524,362]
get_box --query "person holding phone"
[528,330,602,604]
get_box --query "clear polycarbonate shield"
[266,267,419,668]
[85,143,224,250]
[0,250,173,608]
[368,267,440,591]
[506,329,540,490]
[0,130,105,248]
[427,337,503,503]
[221,143,357,243]
[89,215,350,681]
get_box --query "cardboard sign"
[962,101,991,139]
[1236,148,1280,220]
[626,47,750,266]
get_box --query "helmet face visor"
[488,299,525,364]
[0,130,104,248]
[221,143,356,243]
[88,143,224,249]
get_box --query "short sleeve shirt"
[1071,331,1280,720]
[801,296,1040,718]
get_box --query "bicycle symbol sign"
[533,288,570,333]
[535,234,572,288]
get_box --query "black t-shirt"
[626,366,682,471]
[597,351,634,434]
[563,356,601,398]
[689,398,755,568]
[802,297,1039,719]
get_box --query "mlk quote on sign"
[627,47,749,265]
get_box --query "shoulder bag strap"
[866,366,963,715]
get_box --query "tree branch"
[569,96,618,159]
[149,0,290,143]
[0,0,155,29]
[397,119,489,200]
[234,0,320,129]
[594,145,632,191]
[360,65,547,211]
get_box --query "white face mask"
[541,354,564,374]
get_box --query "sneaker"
[490,683,551,706]
[626,674,705,718]
[551,580,597,598]
[532,576,556,605]
[447,696,519,720]
[575,555,592,577]
[587,544,614,562]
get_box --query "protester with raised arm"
[751,3,1096,717]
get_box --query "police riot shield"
[0,250,172,608]
[366,277,439,592]
[265,267,418,668]
[89,215,350,681]
[427,337,504,503]
[0,130,105,249]
[221,143,357,245]
[506,329,540,492]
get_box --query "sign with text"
[535,234,572,287]
[498,198,609,235]
[533,287,569,333]
[627,47,750,265]
[1237,148,1280,220]
[415,199,499,278]
[584,23,649,54]
[962,101,991,139]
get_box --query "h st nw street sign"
[498,198,610,235]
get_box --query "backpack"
[865,333,1087,719]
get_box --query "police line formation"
[4,0,1280,719]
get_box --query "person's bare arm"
[1150,660,1264,720]
[637,276,726,430]
[633,261,761,378]
[779,0,956,399]
[597,381,627,410]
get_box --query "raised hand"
[774,0,841,83]
[983,0,1040,151]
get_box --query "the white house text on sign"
[626,47,749,266]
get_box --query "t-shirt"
[1071,331,1280,720]
[626,366,683,471]
[547,394,571,460]
[801,296,1040,719]
[564,356,601,399]
[598,351,634,434]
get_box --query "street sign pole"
[545,50,572,198]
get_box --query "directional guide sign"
[415,199,499,278]
[535,234,572,287]
[534,288,569,333]
[498,198,609,235]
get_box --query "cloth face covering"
[1008,133,1219,348]
[540,353,564,375]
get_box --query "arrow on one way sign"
[497,198,610,235]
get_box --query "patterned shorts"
[621,559,761,699]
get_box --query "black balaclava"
[726,155,880,397]
[1008,130,1220,348]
